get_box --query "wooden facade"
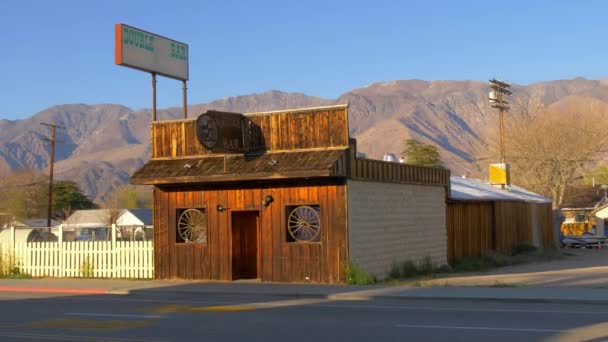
[152,180,347,283]
[447,199,554,263]
[133,105,451,283]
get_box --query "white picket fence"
[0,225,153,279]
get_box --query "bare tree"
[502,105,608,208]
[0,170,47,220]
[510,94,544,120]
[100,205,122,241]
[101,185,141,241]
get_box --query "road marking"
[147,298,329,314]
[21,318,156,331]
[396,324,562,333]
[147,304,256,313]
[0,332,164,342]
[315,303,608,315]
[33,295,274,306]
[65,313,167,319]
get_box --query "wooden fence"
[447,200,554,263]
[0,224,153,279]
[0,241,153,279]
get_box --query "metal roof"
[450,177,551,204]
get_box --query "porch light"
[217,204,227,212]
[262,195,274,207]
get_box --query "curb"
[4,285,608,306]
[125,288,333,299]
[328,293,608,306]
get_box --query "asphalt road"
[0,290,607,341]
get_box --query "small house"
[61,209,114,241]
[560,186,607,235]
[116,209,153,241]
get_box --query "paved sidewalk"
[418,248,608,288]
[328,285,608,304]
[421,266,608,288]
[2,278,608,305]
[0,278,377,297]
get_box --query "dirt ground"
[425,248,608,288]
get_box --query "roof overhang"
[130,149,348,186]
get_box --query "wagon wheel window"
[287,205,321,242]
[177,209,207,243]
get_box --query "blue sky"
[1,0,606,120]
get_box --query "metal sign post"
[183,80,188,119]
[115,23,189,122]
[152,73,157,121]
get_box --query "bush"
[80,257,94,278]
[387,257,450,279]
[389,263,401,279]
[512,241,538,256]
[418,256,435,275]
[436,264,453,274]
[452,251,512,272]
[400,260,419,277]
[346,263,375,285]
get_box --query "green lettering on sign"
[123,27,155,52]
[169,42,187,61]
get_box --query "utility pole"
[41,122,65,229]
[489,79,512,163]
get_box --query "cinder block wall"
[347,180,447,279]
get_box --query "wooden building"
[447,177,555,263]
[131,105,450,283]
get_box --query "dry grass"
[0,247,30,279]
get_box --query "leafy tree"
[401,139,443,167]
[52,181,98,218]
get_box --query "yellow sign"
[489,163,510,185]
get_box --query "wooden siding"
[447,200,554,262]
[447,201,494,263]
[153,180,348,283]
[146,106,449,189]
[151,106,349,159]
[535,203,555,249]
[349,157,450,188]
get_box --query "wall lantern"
[217,204,227,212]
[262,195,274,207]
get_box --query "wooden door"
[231,211,259,280]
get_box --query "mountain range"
[1,77,607,203]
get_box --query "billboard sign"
[115,23,189,80]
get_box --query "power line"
[41,122,65,229]
[488,79,511,164]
